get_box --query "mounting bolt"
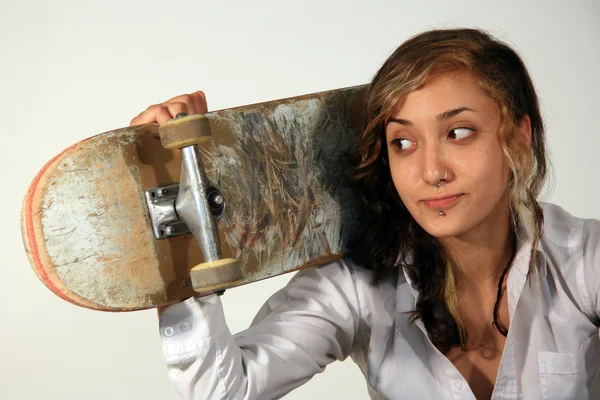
[165,226,176,235]
[211,194,224,207]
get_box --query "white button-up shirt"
[159,202,600,399]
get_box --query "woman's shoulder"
[538,202,600,316]
[537,202,599,270]
[539,202,599,248]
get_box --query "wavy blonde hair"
[349,28,549,350]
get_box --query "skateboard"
[21,85,368,312]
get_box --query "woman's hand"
[130,90,208,126]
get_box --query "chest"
[444,336,506,399]
[443,295,510,399]
[361,271,600,399]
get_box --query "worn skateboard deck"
[21,85,367,311]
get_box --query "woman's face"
[385,71,511,239]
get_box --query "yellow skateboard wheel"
[190,258,243,294]
[159,114,212,149]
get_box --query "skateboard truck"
[144,183,225,239]
[144,183,191,239]
[153,113,243,294]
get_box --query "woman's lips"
[422,194,464,209]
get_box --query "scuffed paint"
[40,132,164,308]
[204,87,366,282]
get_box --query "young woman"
[131,28,600,400]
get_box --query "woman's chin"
[416,215,474,239]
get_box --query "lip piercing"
[439,211,445,216]
[431,172,448,188]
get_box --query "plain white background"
[1,0,598,398]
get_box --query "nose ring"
[431,172,448,188]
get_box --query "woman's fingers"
[129,90,208,126]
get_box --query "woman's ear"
[519,115,532,147]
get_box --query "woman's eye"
[449,127,474,140]
[390,138,414,151]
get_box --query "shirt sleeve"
[158,259,364,400]
[583,218,600,321]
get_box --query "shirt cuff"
[159,294,229,361]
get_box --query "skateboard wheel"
[190,258,243,294]
[159,114,212,149]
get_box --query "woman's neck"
[441,201,515,290]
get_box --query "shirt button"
[454,381,464,391]
[180,322,192,332]
[163,326,174,337]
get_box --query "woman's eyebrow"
[435,106,474,121]
[388,117,412,126]
[387,107,475,126]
